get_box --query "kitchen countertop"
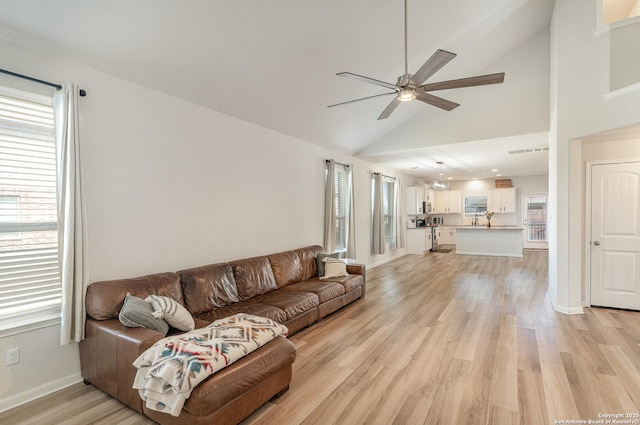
[408,225,523,230]
[454,225,523,230]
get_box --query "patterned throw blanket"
[132,313,288,416]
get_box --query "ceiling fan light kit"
[399,89,416,101]
[328,0,505,120]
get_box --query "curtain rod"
[372,171,396,180]
[0,68,87,96]
[325,159,352,168]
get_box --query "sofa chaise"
[79,245,365,424]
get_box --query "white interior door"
[590,161,640,310]
[522,193,548,249]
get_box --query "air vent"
[508,147,549,154]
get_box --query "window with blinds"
[0,86,59,331]
[334,165,348,251]
[382,178,395,243]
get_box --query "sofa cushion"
[119,293,169,335]
[267,250,304,288]
[295,245,323,280]
[282,278,346,303]
[321,258,349,280]
[230,256,278,301]
[321,273,364,293]
[86,272,183,321]
[316,252,340,277]
[194,302,287,324]
[178,263,239,315]
[145,294,195,331]
[247,291,319,321]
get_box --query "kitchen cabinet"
[406,228,432,254]
[439,226,457,245]
[406,186,424,215]
[434,190,461,214]
[455,226,523,257]
[488,187,517,213]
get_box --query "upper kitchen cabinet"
[488,187,517,213]
[406,186,424,215]
[434,190,461,214]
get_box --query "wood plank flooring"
[3,250,640,424]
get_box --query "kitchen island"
[455,226,523,258]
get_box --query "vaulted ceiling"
[0,0,556,180]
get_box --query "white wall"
[549,1,640,313]
[610,21,640,90]
[0,37,410,411]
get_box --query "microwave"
[423,201,432,214]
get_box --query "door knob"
[593,241,600,246]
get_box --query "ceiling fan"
[328,0,505,120]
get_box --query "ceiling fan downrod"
[404,0,409,77]
[399,0,416,101]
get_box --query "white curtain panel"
[345,165,356,259]
[54,83,88,345]
[371,173,386,255]
[323,159,337,253]
[395,179,406,249]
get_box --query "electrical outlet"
[6,347,20,365]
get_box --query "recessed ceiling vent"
[508,147,549,154]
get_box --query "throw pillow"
[119,293,169,336]
[321,258,349,280]
[145,295,195,331]
[316,252,340,277]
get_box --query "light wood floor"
[3,250,640,425]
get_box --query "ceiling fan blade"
[416,72,505,93]
[408,49,456,87]
[415,93,459,111]
[327,92,397,108]
[377,96,402,120]
[337,72,398,90]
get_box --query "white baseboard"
[552,303,585,315]
[368,251,407,269]
[0,372,83,413]
[455,250,523,258]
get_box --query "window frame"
[382,178,396,244]
[0,85,60,336]
[333,165,348,252]
[464,195,488,217]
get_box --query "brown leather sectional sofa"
[79,245,365,425]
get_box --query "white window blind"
[0,86,59,331]
[382,178,395,243]
[334,165,348,251]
